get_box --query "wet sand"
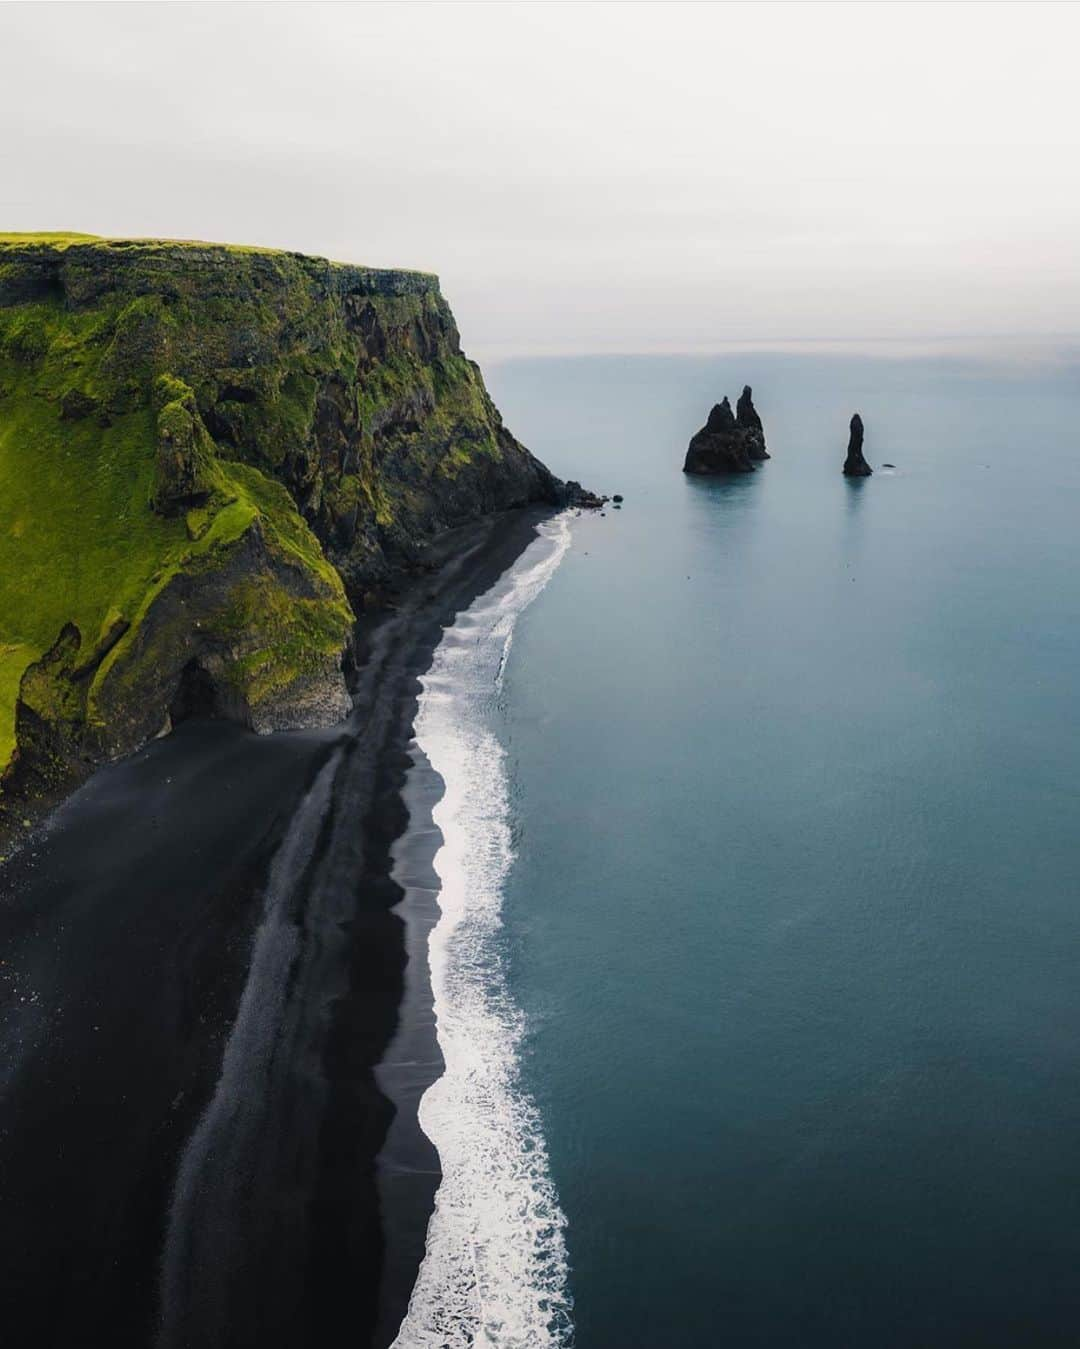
[0,506,552,1349]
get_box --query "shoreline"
[372,737,445,1346]
[379,513,575,1345]
[0,505,556,1349]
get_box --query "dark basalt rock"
[683,397,750,474]
[561,480,609,510]
[843,413,873,477]
[683,387,768,474]
[59,388,99,421]
[736,385,769,461]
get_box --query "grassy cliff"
[0,234,560,819]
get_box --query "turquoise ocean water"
[472,352,1080,1348]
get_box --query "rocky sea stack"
[843,412,873,477]
[0,233,574,816]
[683,385,769,474]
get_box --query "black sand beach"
[0,507,552,1349]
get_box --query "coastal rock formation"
[0,233,573,819]
[843,413,873,476]
[736,385,769,461]
[563,480,609,510]
[683,386,768,474]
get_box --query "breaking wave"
[391,514,574,1348]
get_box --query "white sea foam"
[392,514,574,1349]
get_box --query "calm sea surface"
[480,353,1080,1347]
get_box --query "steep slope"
[0,234,564,817]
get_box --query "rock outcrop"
[683,386,768,474]
[842,413,873,476]
[0,234,573,817]
[562,481,609,510]
[736,385,769,461]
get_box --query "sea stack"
[736,386,769,461]
[683,388,768,474]
[842,413,873,477]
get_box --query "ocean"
[394,351,1080,1347]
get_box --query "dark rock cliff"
[0,234,571,820]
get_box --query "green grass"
[0,232,290,255]
[0,642,33,767]
[0,232,437,281]
[0,232,102,248]
[0,376,187,712]
[0,284,353,774]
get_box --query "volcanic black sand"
[0,506,552,1349]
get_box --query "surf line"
[391,514,574,1349]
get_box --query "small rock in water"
[612,493,624,502]
[882,462,896,468]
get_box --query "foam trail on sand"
[392,513,573,1348]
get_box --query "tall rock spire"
[736,386,769,461]
[842,413,872,476]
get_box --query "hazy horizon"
[5,1,1080,358]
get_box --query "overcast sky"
[4,2,1080,357]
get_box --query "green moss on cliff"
[0,643,31,767]
[0,264,354,784]
[0,358,178,718]
[0,232,100,249]
[0,234,556,801]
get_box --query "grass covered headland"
[0,234,560,823]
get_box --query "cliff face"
[0,234,562,809]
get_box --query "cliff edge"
[0,234,565,821]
